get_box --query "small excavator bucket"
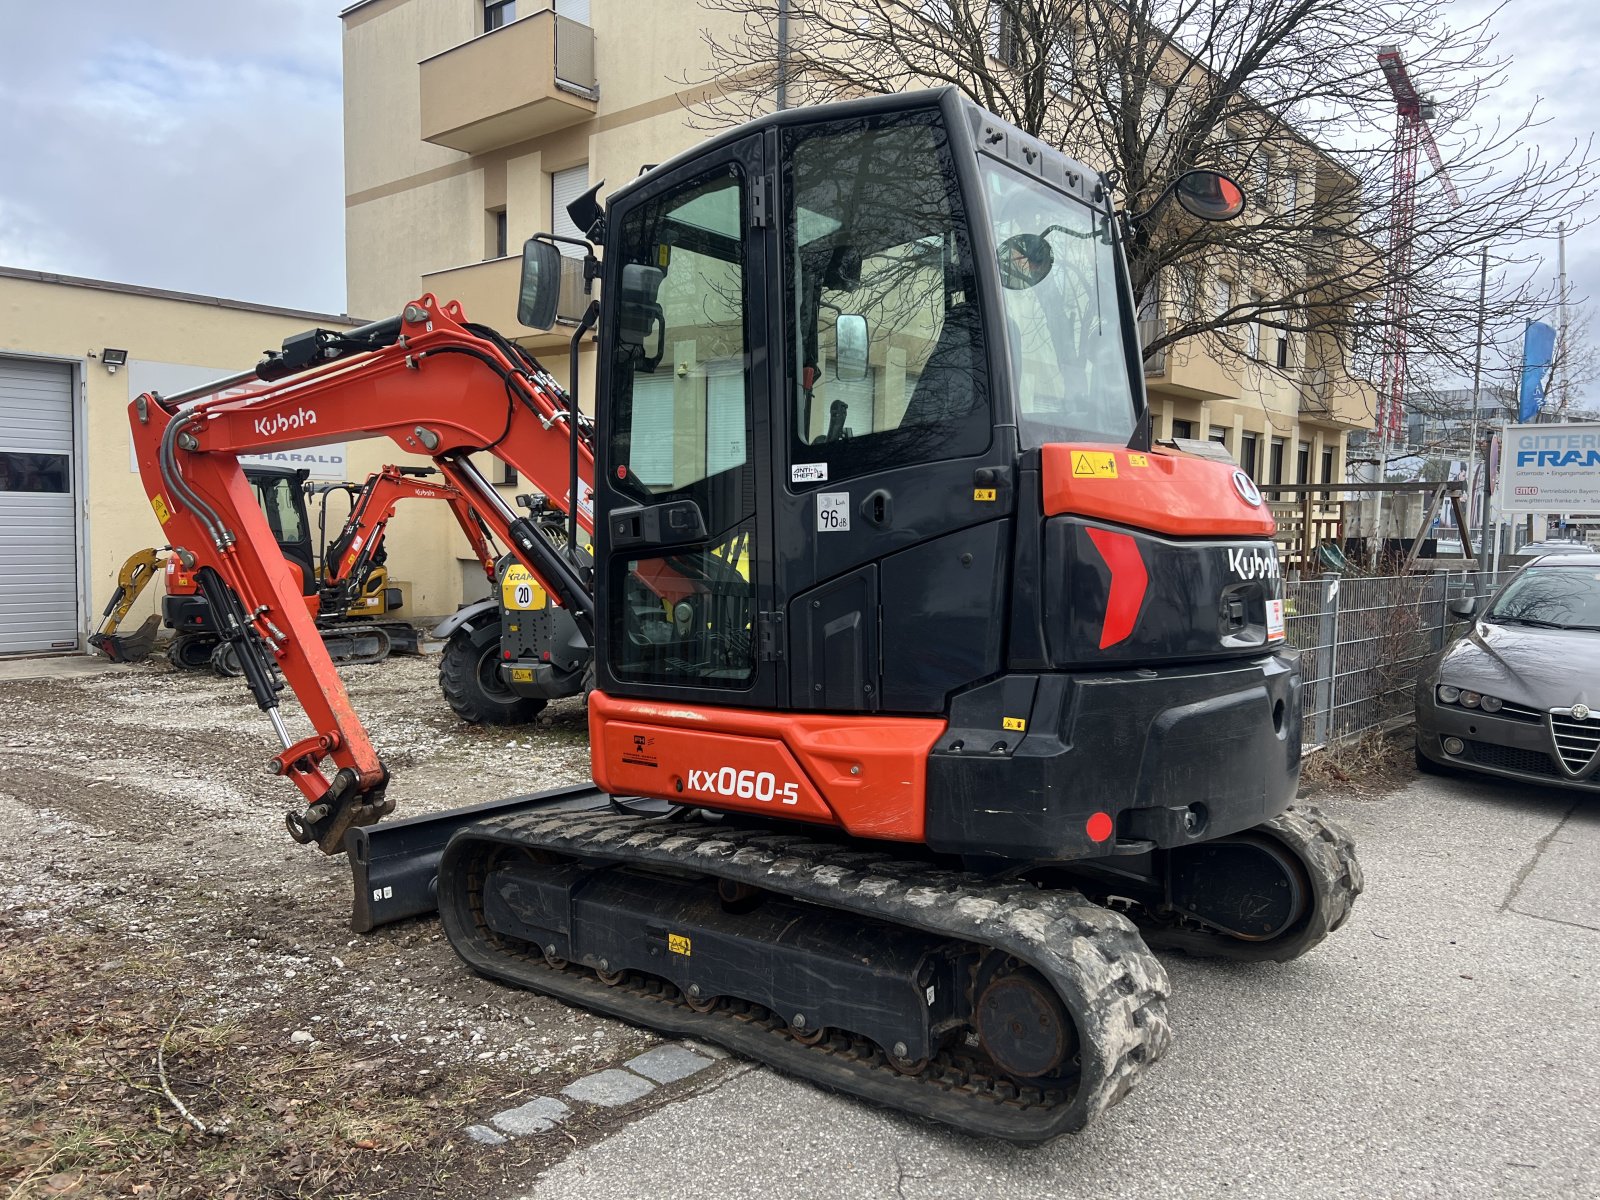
[89,615,161,663]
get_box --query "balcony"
[1139,319,1238,401]
[1297,365,1376,429]
[422,253,594,343]
[419,8,597,156]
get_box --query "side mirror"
[517,238,563,330]
[1447,596,1477,620]
[997,233,1055,290]
[835,314,869,382]
[1173,171,1247,222]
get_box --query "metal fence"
[1286,570,1513,747]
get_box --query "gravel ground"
[0,653,681,1198]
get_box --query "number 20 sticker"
[816,492,851,532]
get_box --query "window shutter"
[551,164,590,256]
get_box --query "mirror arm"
[1123,179,1181,236]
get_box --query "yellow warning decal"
[1071,451,1118,479]
[150,494,172,524]
[509,667,534,683]
[1002,717,1027,732]
[1128,453,1150,468]
[973,487,997,502]
[668,933,692,957]
[501,564,547,611]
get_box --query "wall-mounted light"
[100,348,129,374]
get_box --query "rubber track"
[1133,805,1364,964]
[438,809,1171,1142]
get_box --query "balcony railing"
[419,7,598,155]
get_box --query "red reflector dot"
[617,466,627,478]
[502,650,511,660]
[1085,812,1114,843]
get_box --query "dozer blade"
[344,785,670,931]
[89,615,160,663]
[437,808,1171,1142]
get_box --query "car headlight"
[1480,695,1503,713]
[1459,690,1482,708]
[1437,684,1461,703]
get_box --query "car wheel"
[1414,740,1449,776]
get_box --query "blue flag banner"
[1519,320,1557,421]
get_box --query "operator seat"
[898,302,988,454]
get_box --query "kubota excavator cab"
[523,89,1298,865]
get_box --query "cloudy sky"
[0,0,1594,350]
[0,1,345,313]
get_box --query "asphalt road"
[506,771,1600,1200]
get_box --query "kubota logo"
[253,407,318,438]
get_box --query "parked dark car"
[1414,553,1600,791]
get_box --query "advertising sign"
[1497,422,1600,515]
[126,360,348,480]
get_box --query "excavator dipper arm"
[320,466,501,617]
[127,295,595,852]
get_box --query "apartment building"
[340,0,1369,541]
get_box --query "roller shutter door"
[0,357,79,653]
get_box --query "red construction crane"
[1375,46,1460,443]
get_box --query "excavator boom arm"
[127,295,595,851]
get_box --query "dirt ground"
[0,654,670,1199]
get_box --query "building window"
[1137,277,1160,323]
[1172,265,1200,320]
[1143,83,1170,138]
[484,0,516,32]
[1247,292,1263,358]
[1269,437,1286,485]
[995,3,1022,68]
[1284,172,1299,216]
[1297,440,1311,483]
[1210,425,1229,446]
[1212,277,1232,319]
[1276,334,1291,369]
[551,163,590,256]
[1172,418,1194,440]
[1239,431,1259,479]
[1321,445,1336,484]
[490,207,508,260]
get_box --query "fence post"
[1313,571,1339,746]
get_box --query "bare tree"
[687,0,1595,419]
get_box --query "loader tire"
[439,621,546,726]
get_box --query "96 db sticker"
[1266,599,1286,640]
[817,492,851,532]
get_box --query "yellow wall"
[0,271,480,644]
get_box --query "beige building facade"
[0,267,475,653]
[340,0,1368,568]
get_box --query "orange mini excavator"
[127,91,1360,1142]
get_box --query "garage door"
[0,357,79,653]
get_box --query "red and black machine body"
[126,88,1358,1142]
[582,89,1299,863]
